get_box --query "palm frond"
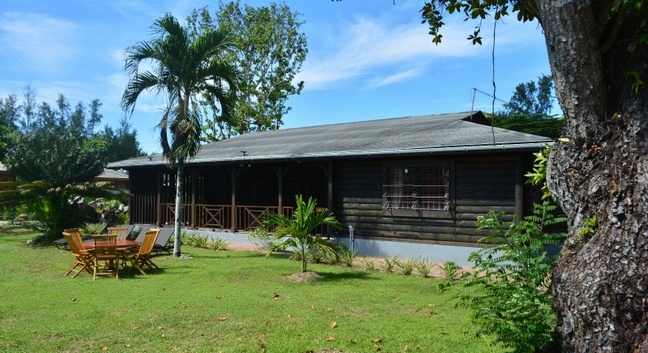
[123,41,157,76]
[122,71,163,113]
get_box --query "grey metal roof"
[108,111,552,169]
[95,168,128,180]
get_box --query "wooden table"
[83,239,139,275]
[82,239,139,250]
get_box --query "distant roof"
[108,111,552,169]
[96,168,128,180]
[0,163,127,180]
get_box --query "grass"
[0,228,506,353]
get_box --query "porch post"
[230,167,237,232]
[190,167,196,229]
[275,164,284,215]
[515,153,524,223]
[156,169,162,226]
[327,161,333,212]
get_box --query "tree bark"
[538,1,648,351]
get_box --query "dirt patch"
[283,271,325,283]
[226,242,265,252]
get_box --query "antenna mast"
[470,88,508,145]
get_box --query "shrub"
[414,259,433,278]
[398,258,416,276]
[322,247,340,265]
[439,261,462,281]
[383,255,400,273]
[81,222,107,236]
[208,238,229,250]
[180,232,197,247]
[337,243,356,267]
[259,195,341,273]
[306,248,326,264]
[193,234,210,248]
[458,202,566,353]
[362,257,377,271]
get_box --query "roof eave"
[109,141,552,169]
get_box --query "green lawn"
[0,228,506,353]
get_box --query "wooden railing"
[160,203,294,232]
[161,203,192,226]
[196,204,232,229]
[160,203,332,236]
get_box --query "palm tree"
[261,195,342,273]
[122,14,238,257]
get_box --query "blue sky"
[0,0,554,154]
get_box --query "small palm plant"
[261,195,341,273]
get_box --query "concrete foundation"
[184,229,479,266]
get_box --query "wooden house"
[0,163,15,191]
[108,111,551,260]
[94,168,129,189]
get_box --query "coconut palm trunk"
[173,162,184,257]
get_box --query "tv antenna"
[471,87,508,145]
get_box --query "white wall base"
[185,229,479,266]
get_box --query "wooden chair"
[125,229,161,275]
[107,227,129,241]
[64,228,85,246]
[92,234,119,280]
[56,228,86,250]
[62,231,93,278]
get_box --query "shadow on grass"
[318,270,377,282]
[112,267,168,279]
[182,251,267,260]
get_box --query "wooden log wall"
[334,153,536,245]
[129,169,161,224]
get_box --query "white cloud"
[0,12,81,75]
[298,15,488,90]
[297,9,545,91]
[367,67,422,88]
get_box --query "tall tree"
[2,87,142,164]
[187,1,307,140]
[19,84,38,132]
[87,99,103,136]
[0,95,128,243]
[0,94,19,159]
[421,1,648,351]
[492,75,563,138]
[503,74,554,117]
[122,13,238,257]
[101,118,146,163]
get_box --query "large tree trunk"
[538,1,648,351]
